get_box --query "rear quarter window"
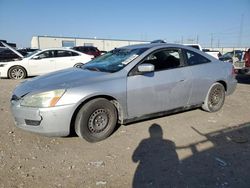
[185,50,211,66]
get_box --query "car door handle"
[179,79,185,82]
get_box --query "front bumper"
[0,66,9,78]
[10,100,76,137]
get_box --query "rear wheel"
[8,66,27,79]
[202,83,225,112]
[75,98,117,142]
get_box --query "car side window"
[142,49,181,71]
[54,50,72,58]
[37,51,53,59]
[90,47,97,52]
[82,48,88,53]
[71,52,79,56]
[185,50,210,66]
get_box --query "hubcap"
[209,86,223,107]
[11,68,24,79]
[88,109,109,133]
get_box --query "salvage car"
[72,46,101,58]
[10,43,237,142]
[0,48,38,62]
[0,48,93,79]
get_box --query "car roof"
[120,43,191,50]
[73,46,97,48]
[119,43,217,61]
[41,48,78,51]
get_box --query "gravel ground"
[0,74,250,188]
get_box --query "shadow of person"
[132,123,180,188]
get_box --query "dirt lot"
[0,75,250,188]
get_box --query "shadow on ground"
[132,122,250,187]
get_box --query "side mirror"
[32,55,41,60]
[138,63,155,73]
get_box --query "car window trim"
[35,50,54,59]
[128,47,186,77]
[183,49,211,67]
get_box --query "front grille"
[25,119,41,126]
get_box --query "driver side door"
[126,48,192,118]
[28,50,56,75]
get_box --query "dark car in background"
[219,50,244,62]
[0,48,38,62]
[72,46,101,58]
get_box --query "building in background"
[31,36,248,54]
[31,36,148,51]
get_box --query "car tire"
[75,98,118,142]
[8,66,27,79]
[74,63,83,68]
[202,83,225,112]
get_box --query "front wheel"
[75,98,118,142]
[202,83,225,112]
[8,66,27,79]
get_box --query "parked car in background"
[10,43,237,142]
[219,50,244,63]
[100,50,107,55]
[184,44,221,59]
[0,47,38,62]
[0,41,38,62]
[0,48,93,79]
[203,49,222,58]
[72,46,101,58]
[219,50,247,73]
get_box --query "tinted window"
[71,52,79,56]
[89,48,96,52]
[142,49,181,71]
[55,50,72,57]
[185,50,210,65]
[37,51,53,59]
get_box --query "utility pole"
[217,39,220,48]
[210,33,214,50]
[238,14,244,47]
[196,35,199,44]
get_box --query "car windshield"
[24,49,41,58]
[82,48,148,73]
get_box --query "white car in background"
[184,44,221,59]
[0,46,93,79]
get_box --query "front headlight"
[20,89,66,108]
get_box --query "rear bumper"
[10,100,75,137]
[226,77,237,96]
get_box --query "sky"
[0,0,249,48]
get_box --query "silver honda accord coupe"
[10,43,237,142]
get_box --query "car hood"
[0,41,24,58]
[13,68,112,98]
